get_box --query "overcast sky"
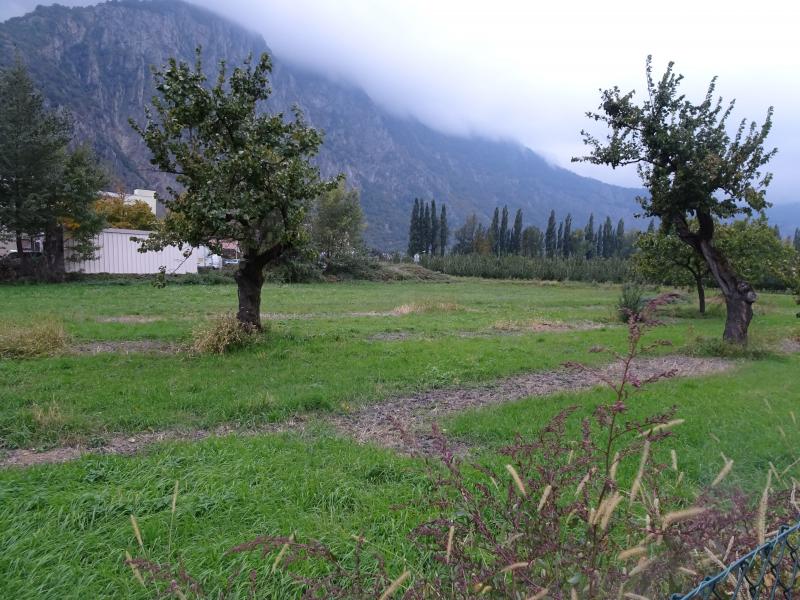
[3,0,799,203]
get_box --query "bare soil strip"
[71,340,180,354]
[1,356,732,468]
[330,356,732,454]
[94,316,163,324]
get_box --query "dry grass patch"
[491,319,602,333]
[0,318,69,358]
[95,315,163,324]
[192,314,259,354]
[29,401,67,430]
[391,301,464,315]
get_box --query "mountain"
[0,0,645,249]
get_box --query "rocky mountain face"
[0,0,646,249]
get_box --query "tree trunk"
[694,274,706,315]
[14,233,31,276]
[234,254,266,330]
[675,215,755,345]
[43,225,65,282]
[697,239,755,344]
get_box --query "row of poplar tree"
[447,206,640,258]
[407,198,449,256]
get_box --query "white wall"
[66,228,199,274]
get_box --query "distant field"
[1,278,798,598]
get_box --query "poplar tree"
[489,207,500,255]
[545,210,557,258]
[439,205,448,255]
[562,213,573,257]
[512,209,523,255]
[430,199,439,256]
[422,202,431,253]
[408,198,420,256]
[584,214,595,258]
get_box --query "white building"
[65,228,200,275]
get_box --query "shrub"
[191,314,259,355]
[616,281,645,322]
[0,318,69,357]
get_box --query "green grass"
[0,278,798,598]
[1,279,795,450]
[0,432,429,598]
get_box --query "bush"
[0,318,69,357]
[616,281,645,322]
[191,314,259,355]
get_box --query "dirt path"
[329,356,731,454]
[0,356,732,468]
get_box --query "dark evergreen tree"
[489,207,500,255]
[602,216,614,258]
[562,213,573,257]
[545,210,557,258]
[584,213,595,258]
[556,222,564,256]
[615,218,625,256]
[430,199,439,256]
[439,204,448,255]
[647,219,656,234]
[499,205,509,255]
[794,228,800,252]
[0,59,106,281]
[511,208,523,255]
[422,202,431,254]
[407,198,420,256]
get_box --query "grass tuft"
[0,318,69,358]
[191,314,260,354]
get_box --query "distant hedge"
[421,254,631,283]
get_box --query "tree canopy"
[576,56,776,343]
[133,50,336,327]
[0,59,106,280]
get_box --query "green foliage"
[578,57,778,342]
[616,281,645,321]
[406,198,447,256]
[423,254,631,282]
[94,196,158,230]
[311,181,364,258]
[715,215,799,290]
[132,50,333,256]
[0,59,106,277]
[577,56,775,224]
[636,216,799,293]
[132,49,336,326]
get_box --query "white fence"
[66,228,199,275]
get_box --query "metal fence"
[671,521,800,599]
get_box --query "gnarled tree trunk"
[675,214,755,345]
[234,254,266,330]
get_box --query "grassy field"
[1,277,798,598]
